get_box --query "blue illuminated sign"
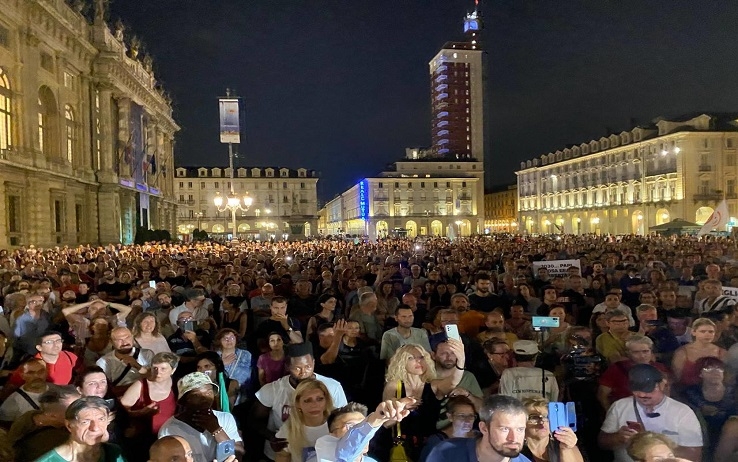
[359,179,368,220]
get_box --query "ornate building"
[0,0,178,246]
[516,113,738,235]
[320,148,483,238]
[174,166,319,240]
[484,185,517,233]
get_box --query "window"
[188,194,193,201]
[0,25,8,49]
[7,194,20,245]
[446,182,451,188]
[283,182,287,189]
[729,139,735,148]
[200,182,205,189]
[283,195,288,203]
[75,203,83,234]
[268,182,273,189]
[178,182,184,188]
[214,182,219,189]
[63,72,74,89]
[64,105,75,163]
[40,52,53,72]
[38,86,59,159]
[300,182,305,189]
[53,200,63,233]
[420,182,425,188]
[187,182,192,188]
[378,182,383,189]
[0,69,11,150]
[394,182,399,188]
[462,182,467,187]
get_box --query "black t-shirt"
[97,281,130,303]
[468,293,504,313]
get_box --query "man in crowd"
[250,342,348,460]
[380,305,431,360]
[599,364,703,462]
[96,327,154,395]
[468,272,505,313]
[499,340,559,402]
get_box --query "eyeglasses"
[527,414,549,425]
[42,339,63,345]
[222,335,237,341]
[452,413,476,422]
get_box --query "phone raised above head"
[445,324,461,342]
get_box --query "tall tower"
[429,5,486,162]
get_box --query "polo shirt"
[601,396,703,462]
[596,332,630,362]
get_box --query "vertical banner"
[219,98,240,143]
[129,102,146,184]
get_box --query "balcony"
[693,192,722,201]
[699,164,713,172]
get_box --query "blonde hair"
[521,396,548,415]
[692,317,716,332]
[385,344,436,384]
[283,379,334,462]
[626,431,676,461]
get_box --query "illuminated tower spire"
[463,1,482,49]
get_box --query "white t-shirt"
[276,421,329,462]
[256,374,348,460]
[0,388,43,421]
[168,302,210,327]
[601,396,703,462]
[158,411,241,462]
[499,366,559,402]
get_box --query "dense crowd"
[0,234,735,461]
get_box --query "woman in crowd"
[257,332,287,387]
[672,318,727,388]
[521,397,584,462]
[213,328,254,403]
[120,351,178,446]
[376,281,400,320]
[219,296,247,339]
[589,311,608,339]
[274,379,334,462]
[418,396,478,462]
[683,356,735,455]
[307,294,338,343]
[132,312,171,354]
[428,283,450,309]
[516,282,542,315]
[195,351,239,411]
[627,432,680,462]
[542,305,573,356]
[381,340,466,461]
[83,317,113,367]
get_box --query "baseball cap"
[629,364,664,393]
[513,340,539,355]
[177,372,218,400]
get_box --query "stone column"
[116,97,131,179]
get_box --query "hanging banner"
[219,98,240,143]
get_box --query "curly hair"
[385,344,436,384]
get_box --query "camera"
[561,336,602,382]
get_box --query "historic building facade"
[516,113,738,235]
[320,148,483,238]
[174,166,319,240]
[0,0,178,246]
[484,185,517,233]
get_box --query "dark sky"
[111,0,738,202]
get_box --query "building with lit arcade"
[516,113,738,235]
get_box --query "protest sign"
[532,259,581,278]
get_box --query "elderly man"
[36,396,123,461]
[597,334,670,410]
[349,292,382,343]
[96,327,154,395]
[599,364,703,462]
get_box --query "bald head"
[149,436,193,462]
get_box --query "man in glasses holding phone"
[599,364,703,462]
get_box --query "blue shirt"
[425,437,532,462]
[13,310,50,356]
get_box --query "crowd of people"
[0,234,734,461]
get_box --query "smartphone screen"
[148,280,156,289]
[445,324,461,341]
[216,439,235,462]
[181,320,195,332]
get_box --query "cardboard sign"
[532,259,581,278]
[723,286,738,300]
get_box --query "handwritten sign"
[532,259,581,278]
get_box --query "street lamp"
[217,88,253,239]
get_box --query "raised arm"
[430,338,466,398]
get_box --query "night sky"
[111,0,738,201]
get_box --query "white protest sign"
[723,286,738,300]
[532,259,581,278]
